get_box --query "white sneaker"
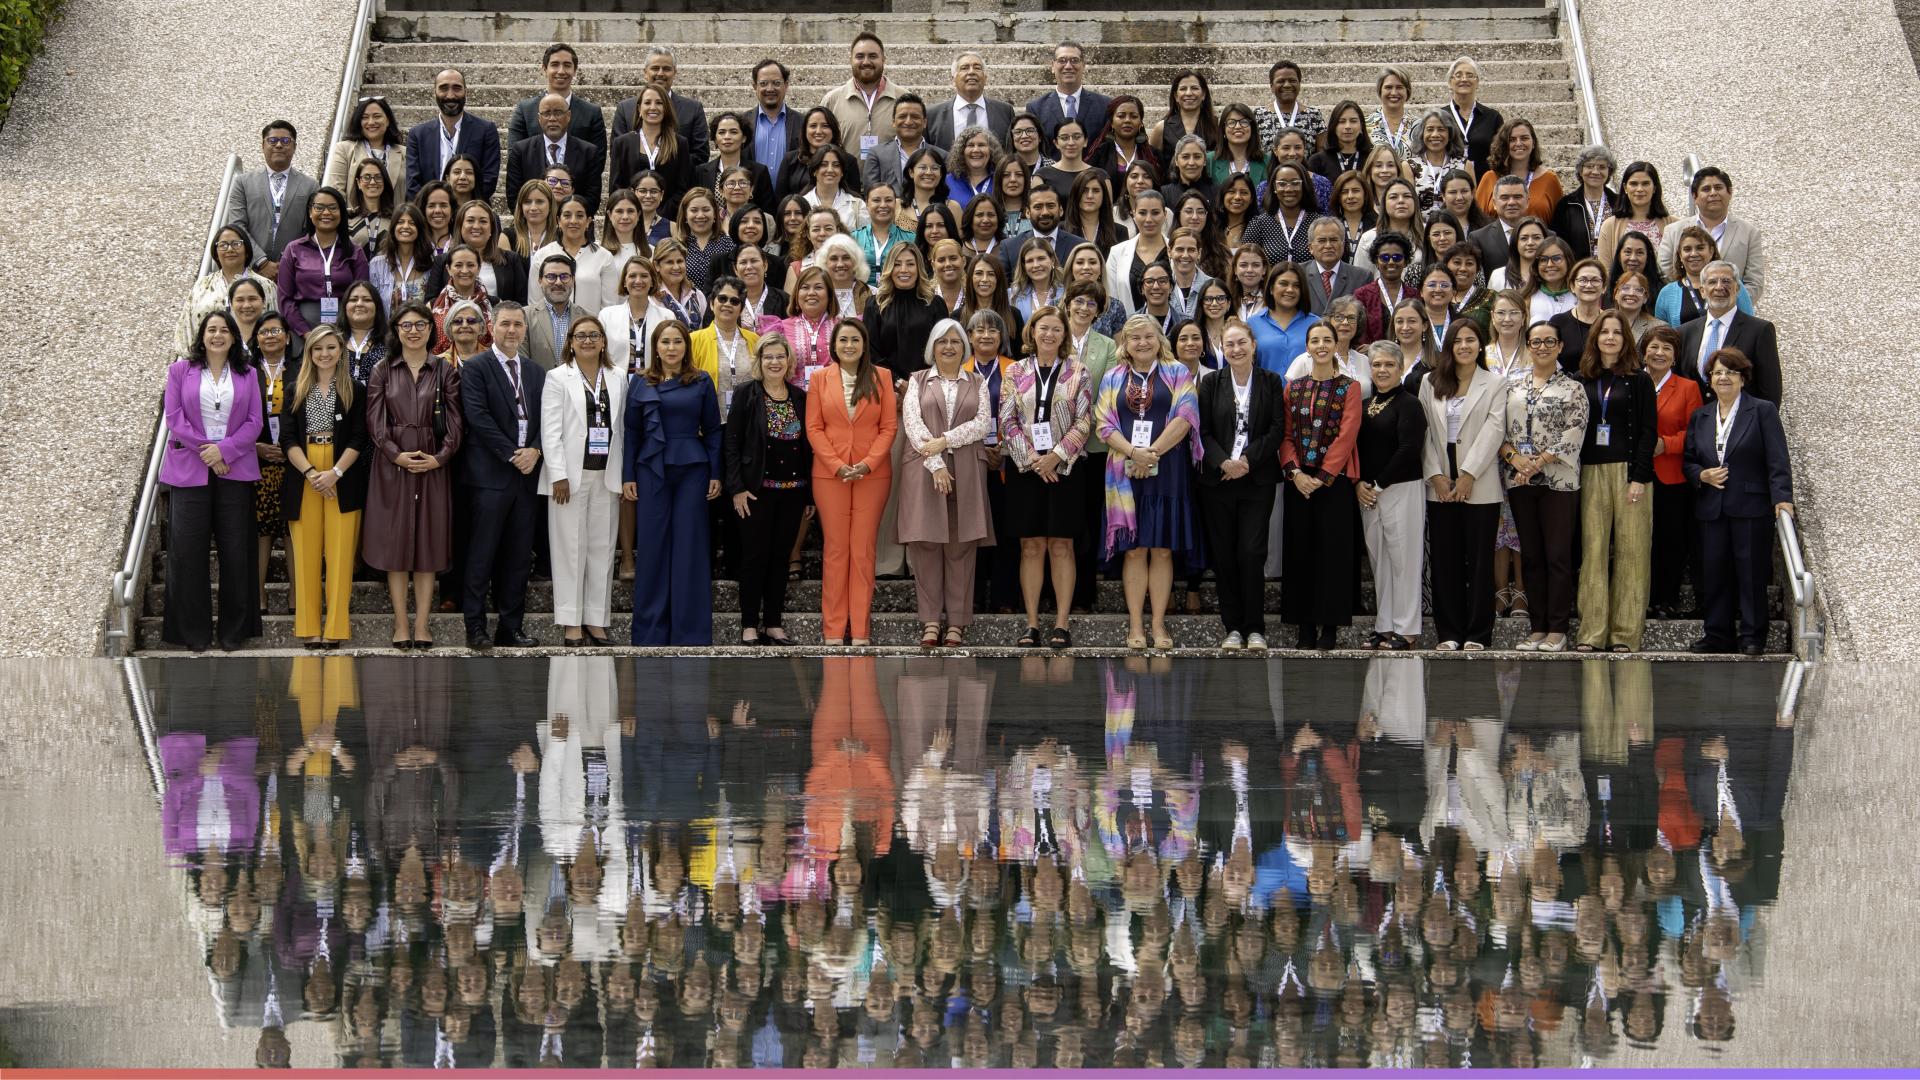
[1220,631,1244,651]
[1246,633,1268,651]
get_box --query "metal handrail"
[1558,0,1604,148]
[1680,152,1701,213]
[105,152,243,655]
[1777,509,1822,659]
[325,0,378,182]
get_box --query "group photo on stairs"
[138,7,1798,660]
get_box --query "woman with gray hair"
[943,125,1006,213]
[1551,145,1620,260]
[1444,55,1504,174]
[1355,339,1427,649]
[1410,109,1469,211]
[898,318,997,647]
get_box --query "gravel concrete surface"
[0,0,355,656]
[1580,0,1920,659]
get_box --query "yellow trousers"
[1577,461,1653,649]
[289,441,362,641]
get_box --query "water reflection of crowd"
[149,654,1793,1068]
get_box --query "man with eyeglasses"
[507,43,607,153]
[508,93,605,218]
[526,254,590,370]
[459,302,547,650]
[1024,41,1109,153]
[404,68,501,201]
[226,120,316,280]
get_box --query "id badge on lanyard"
[1031,422,1054,453]
[1594,378,1613,447]
[318,243,341,322]
[1130,420,1154,449]
[587,372,610,454]
[268,415,281,444]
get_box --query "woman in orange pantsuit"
[806,318,898,645]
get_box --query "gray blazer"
[225,167,316,266]
[525,299,592,370]
[1303,261,1369,315]
[860,138,945,197]
[1469,221,1515,274]
[925,97,1015,152]
[1656,214,1766,301]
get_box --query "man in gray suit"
[525,252,591,369]
[226,120,316,280]
[860,93,943,197]
[1303,218,1367,315]
[925,51,1014,151]
[1656,166,1766,301]
[1469,174,1529,273]
[506,42,607,153]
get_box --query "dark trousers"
[441,482,474,600]
[1428,500,1500,645]
[737,485,809,629]
[463,481,537,638]
[1200,480,1276,636]
[631,462,714,645]
[1281,476,1358,629]
[1071,452,1105,611]
[1507,486,1579,634]
[1698,514,1773,648]
[162,478,258,651]
[1649,479,1698,611]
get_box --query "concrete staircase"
[365,7,1589,168]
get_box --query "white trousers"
[1362,480,1426,636]
[550,476,617,626]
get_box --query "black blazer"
[863,294,943,382]
[505,134,605,216]
[1025,89,1112,153]
[692,157,777,216]
[458,349,547,492]
[723,380,811,495]
[997,227,1086,274]
[613,92,710,167]
[777,145,863,203]
[1469,220,1513,274]
[275,380,371,518]
[1682,393,1792,520]
[1677,310,1782,405]
[424,248,530,306]
[404,115,501,202]
[1548,188,1616,261]
[743,106,807,169]
[1195,366,1286,486]
[609,131,696,217]
[1454,103,1505,176]
[506,95,607,155]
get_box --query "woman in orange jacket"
[805,318,898,644]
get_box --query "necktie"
[1321,268,1335,297]
[967,103,982,131]
[504,358,525,442]
[1064,94,1076,121]
[549,141,562,165]
[269,172,287,236]
[1705,317,1724,360]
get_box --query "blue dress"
[1110,369,1202,564]
[624,372,723,645]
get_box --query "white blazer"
[539,361,628,496]
[598,299,676,373]
[1417,366,1506,504]
[1103,235,1146,317]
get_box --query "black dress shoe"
[1689,639,1730,654]
[412,639,435,651]
[497,630,539,648]
[466,632,493,651]
[1317,626,1340,651]
[305,640,326,651]
[563,636,585,648]
[1741,642,1765,657]
[584,630,612,646]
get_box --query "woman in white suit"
[1419,319,1505,650]
[541,315,628,645]
[1102,189,1171,317]
[598,254,676,376]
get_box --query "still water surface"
[9,656,1886,1067]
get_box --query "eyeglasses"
[1375,253,1406,263]
[449,316,482,327]
[572,331,604,341]
[1537,253,1567,264]
[1274,180,1302,189]
[258,326,287,336]
[712,295,743,305]
[1202,294,1231,304]
[264,136,293,148]
[1225,118,1252,129]
[546,178,573,189]
[1527,338,1559,348]
[396,320,432,332]
[215,240,246,250]
[541,273,574,284]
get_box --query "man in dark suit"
[746,58,805,172]
[925,50,1014,151]
[1470,174,1530,272]
[860,94,941,197]
[1303,218,1367,315]
[506,43,607,153]
[226,119,316,279]
[460,302,546,649]
[1683,354,1793,655]
[405,68,502,202]
[506,94,605,216]
[1677,261,1781,403]
[1024,42,1110,153]
[611,47,709,166]
[998,186,1083,273]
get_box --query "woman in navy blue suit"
[623,319,723,644]
[1683,347,1792,656]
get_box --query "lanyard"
[1231,373,1252,432]
[1450,102,1475,142]
[1429,314,1450,353]
[1034,359,1063,421]
[1596,375,1614,424]
[1278,211,1307,253]
[628,308,647,372]
[1274,100,1301,131]
[716,329,745,383]
[637,129,657,165]
[317,240,340,295]
[1714,401,1738,460]
[587,366,608,423]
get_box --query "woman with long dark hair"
[1418,319,1503,650]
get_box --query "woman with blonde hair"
[278,325,367,649]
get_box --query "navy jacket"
[459,348,546,491]
[1682,393,1792,520]
[405,115,503,202]
[623,372,723,484]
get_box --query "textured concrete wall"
[0,0,356,657]
[1579,0,1920,659]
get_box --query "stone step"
[374,14,1561,47]
[362,59,1575,87]
[134,611,1792,653]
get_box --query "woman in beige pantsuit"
[897,319,996,648]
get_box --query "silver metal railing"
[105,0,378,655]
[105,152,242,655]
[1559,0,1605,147]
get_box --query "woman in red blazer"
[806,318,898,644]
[1643,325,1703,619]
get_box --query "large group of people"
[161,653,1792,1067]
[160,36,1794,654]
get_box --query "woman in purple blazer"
[162,310,265,651]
